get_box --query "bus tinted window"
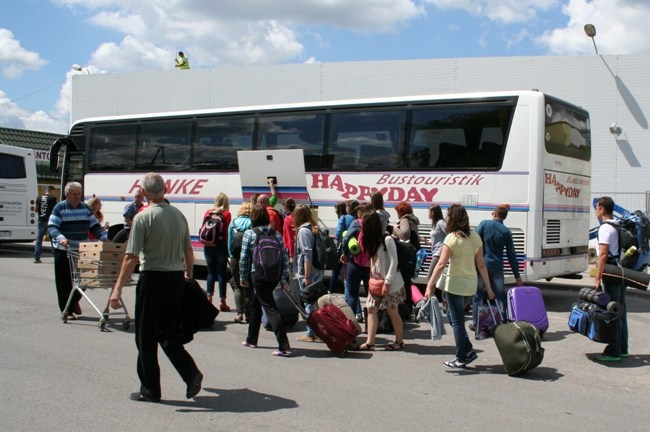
[89,125,137,171]
[545,100,591,161]
[194,117,254,171]
[136,122,191,170]
[329,110,405,170]
[0,153,27,179]
[257,114,325,169]
[409,104,512,170]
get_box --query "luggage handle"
[283,285,309,320]
[486,299,505,323]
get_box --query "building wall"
[71,54,650,213]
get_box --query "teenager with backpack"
[340,203,374,322]
[594,196,628,361]
[239,205,292,357]
[228,202,253,323]
[293,204,325,343]
[392,201,421,312]
[358,211,406,351]
[202,193,232,310]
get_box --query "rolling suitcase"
[263,283,300,330]
[494,320,545,376]
[507,286,549,333]
[284,289,361,356]
[491,300,544,376]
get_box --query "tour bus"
[0,143,38,242]
[49,90,591,283]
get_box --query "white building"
[71,54,650,216]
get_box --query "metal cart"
[62,249,132,331]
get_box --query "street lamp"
[71,64,90,74]
[584,24,599,55]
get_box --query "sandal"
[385,341,404,351]
[358,342,375,351]
[234,314,244,323]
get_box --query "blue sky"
[1,0,649,134]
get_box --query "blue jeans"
[602,276,628,357]
[345,260,369,317]
[34,220,48,259]
[471,269,506,326]
[204,243,229,298]
[446,291,473,361]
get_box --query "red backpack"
[199,210,225,246]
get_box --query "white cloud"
[0,90,67,133]
[425,0,559,24]
[537,0,650,55]
[0,28,48,79]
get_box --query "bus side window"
[436,142,467,168]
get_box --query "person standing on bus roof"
[470,204,523,331]
[48,182,108,320]
[109,172,203,402]
[33,185,57,263]
[175,51,190,69]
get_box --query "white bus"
[0,143,38,242]
[50,90,591,283]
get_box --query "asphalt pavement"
[1,242,649,432]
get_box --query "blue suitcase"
[507,286,549,334]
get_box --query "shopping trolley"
[62,248,132,331]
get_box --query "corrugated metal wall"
[71,54,650,213]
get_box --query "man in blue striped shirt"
[48,182,107,319]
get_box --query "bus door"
[50,137,84,196]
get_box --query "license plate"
[0,231,11,237]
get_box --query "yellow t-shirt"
[442,231,483,297]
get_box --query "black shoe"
[129,392,160,403]
[468,322,476,332]
[186,371,203,399]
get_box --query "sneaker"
[621,353,629,358]
[33,258,41,263]
[444,359,467,370]
[272,350,292,357]
[241,341,257,348]
[595,355,621,362]
[296,335,317,342]
[468,322,476,332]
[356,314,364,324]
[465,351,478,365]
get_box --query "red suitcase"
[284,289,360,356]
[307,304,361,356]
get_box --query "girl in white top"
[358,212,406,351]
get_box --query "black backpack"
[252,228,284,283]
[312,227,338,270]
[384,234,417,282]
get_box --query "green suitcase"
[493,320,544,376]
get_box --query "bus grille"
[546,220,561,244]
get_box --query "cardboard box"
[80,278,119,288]
[79,241,128,253]
[81,268,120,278]
[77,260,122,271]
[80,251,125,262]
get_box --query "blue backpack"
[606,210,650,270]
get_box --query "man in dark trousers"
[33,185,57,263]
[48,182,107,319]
[594,196,628,361]
[470,204,523,330]
[110,173,203,402]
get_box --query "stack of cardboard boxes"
[78,242,127,288]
